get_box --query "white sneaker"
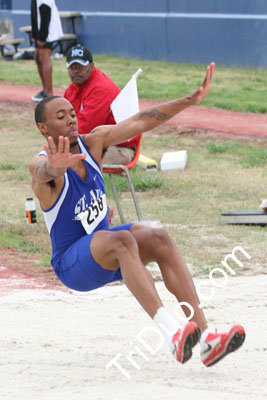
[31,90,48,102]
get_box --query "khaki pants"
[102,146,135,164]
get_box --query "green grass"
[0,226,44,253]
[1,55,267,112]
[242,147,267,167]
[104,167,164,197]
[0,161,21,171]
[206,142,238,154]
[206,141,267,167]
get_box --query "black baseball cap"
[66,44,93,68]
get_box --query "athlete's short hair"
[35,96,61,125]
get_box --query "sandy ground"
[0,272,266,400]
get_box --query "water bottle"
[25,197,37,224]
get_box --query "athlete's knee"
[150,228,173,257]
[112,230,138,258]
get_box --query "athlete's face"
[68,62,94,86]
[38,98,79,150]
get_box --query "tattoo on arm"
[34,160,59,181]
[140,108,171,121]
[34,161,43,176]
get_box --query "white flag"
[111,68,142,123]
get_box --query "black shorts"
[35,41,53,49]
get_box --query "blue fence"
[2,0,267,68]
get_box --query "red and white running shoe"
[201,324,245,367]
[172,321,201,364]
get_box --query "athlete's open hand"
[43,136,85,169]
[190,62,215,106]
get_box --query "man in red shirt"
[64,44,140,164]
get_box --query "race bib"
[77,194,107,234]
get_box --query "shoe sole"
[174,323,200,364]
[181,326,201,363]
[205,327,246,367]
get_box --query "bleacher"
[0,11,81,58]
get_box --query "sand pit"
[0,273,266,400]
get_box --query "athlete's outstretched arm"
[101,62,215,148]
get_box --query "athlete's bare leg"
[130,224,207,331]
[90,225,207,331]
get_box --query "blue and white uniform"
[41,136,133,291]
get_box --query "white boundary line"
[8,10,267,20]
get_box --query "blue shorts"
[54,223,134,292]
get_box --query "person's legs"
[77,224,244,366]
[34,48,44,89]
[32,46,53,101]
[91,228,163,317]
[102,146,135,164]
[56,223,161,312]
[58,224,195,326]
[55,234,124,292]
[90,226,200,363]
[129,224,245,366]
[37,48,53,96]
[129,224,207,331]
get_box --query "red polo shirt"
[64,67,140,147]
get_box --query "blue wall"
[0,0,12,9]
[2,1,267,68]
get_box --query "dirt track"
[1,80,267,137]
